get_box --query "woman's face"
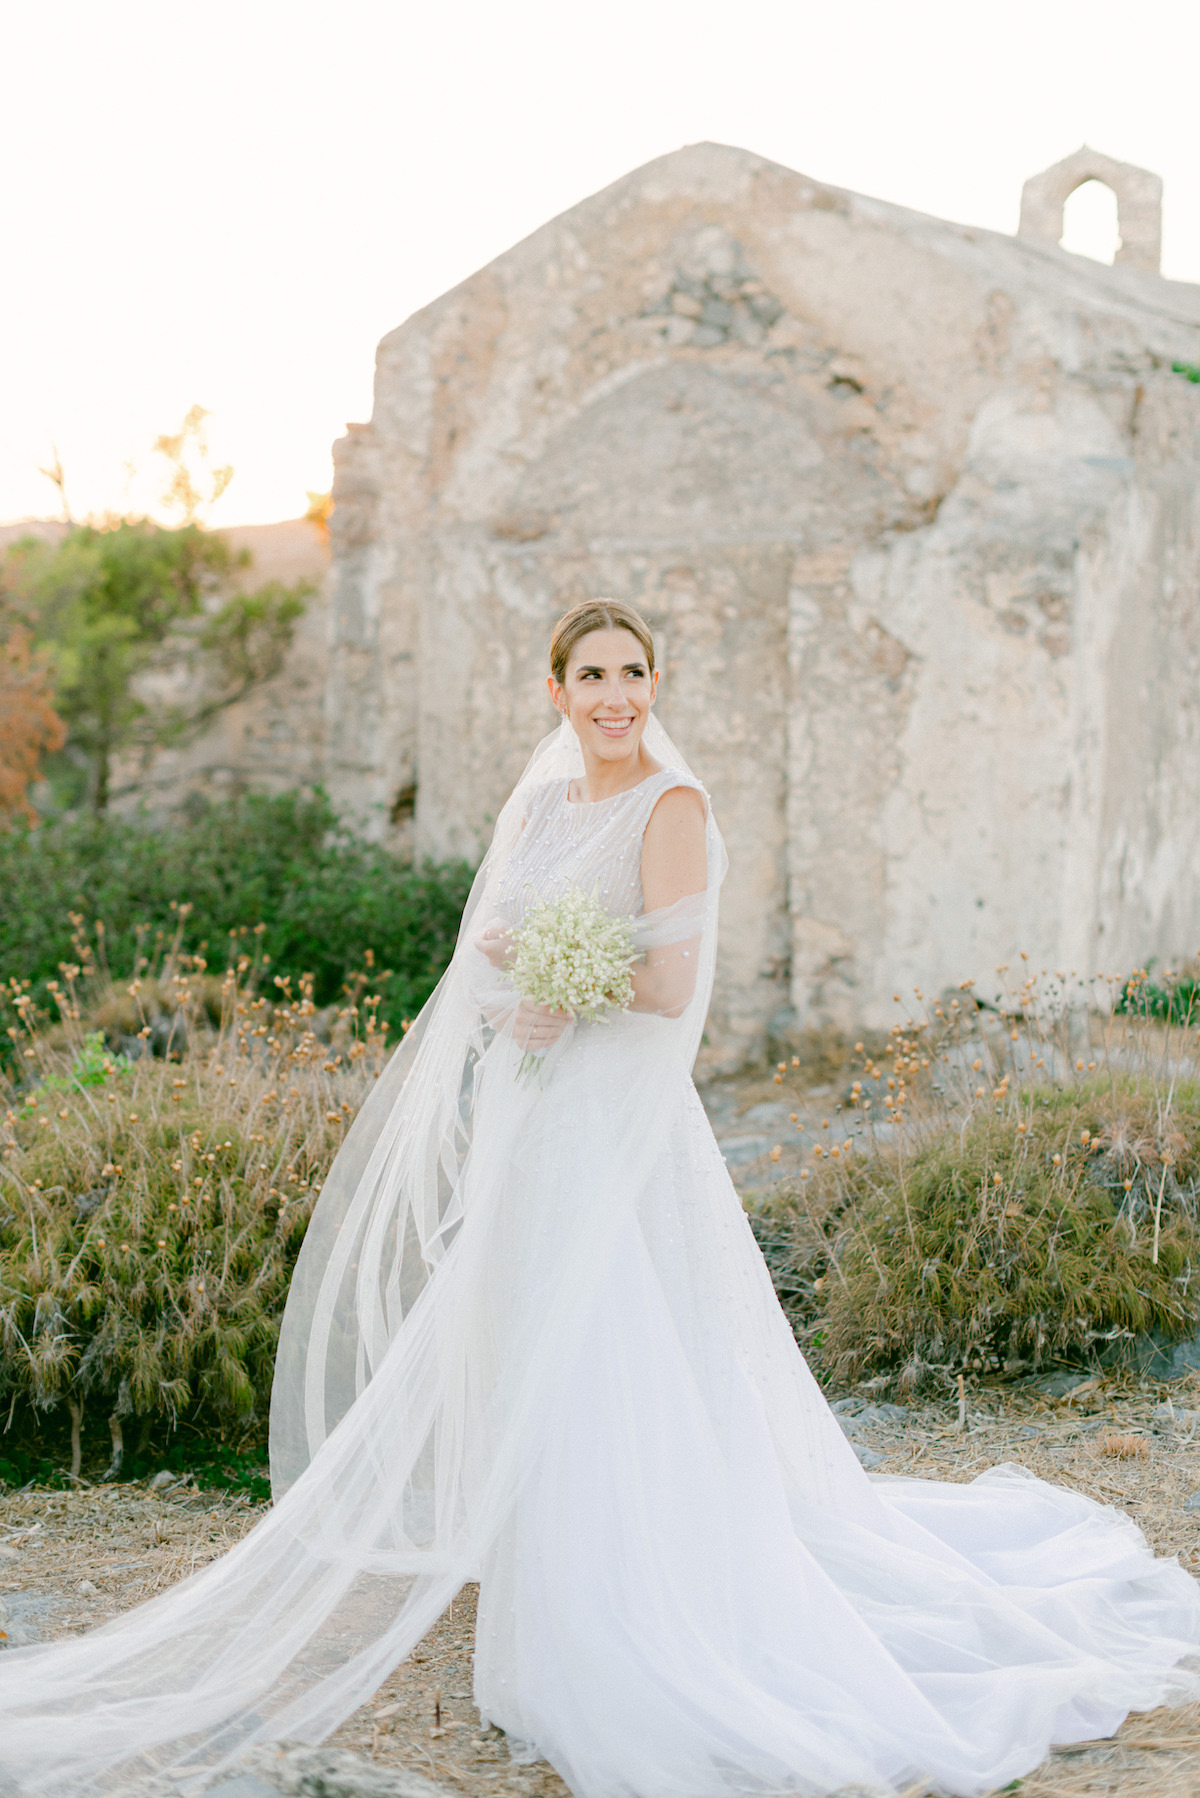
[548,628,658,764]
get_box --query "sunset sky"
[3,0,1197,528]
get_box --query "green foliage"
[1116,962,1200,1027]
[1172,360,1200,384]
[0,1438,270,1499]
[41,1032,110,1092]
[0,790,473,1059]
[0,519,309,812]
[132,1437,272,1502]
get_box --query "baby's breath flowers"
[507,887,637,1083]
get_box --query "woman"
[2,598,1199,1798]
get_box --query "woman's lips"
[594,716,634,736]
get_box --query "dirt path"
[6,1379,1200,1795]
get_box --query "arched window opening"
[1059,178,1121,265]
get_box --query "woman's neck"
[575,741,661,803]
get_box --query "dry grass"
[1097,1432,1152,1460]
[0,1478,261,1647]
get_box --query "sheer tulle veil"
[0,710,727,1796]
[271,709,725,1491]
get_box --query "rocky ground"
[700,1064,859,1187]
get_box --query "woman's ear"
[547,673,564,715]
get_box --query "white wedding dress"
[2,718,1199,1798]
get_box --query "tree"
[0,623,66,822]
[304,489,333,541]
[1,521,310,814]
[153,404,234,524]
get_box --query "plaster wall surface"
[325,142,1200,1065]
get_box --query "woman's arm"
[469,806,572,1048]
[630,784,708,1018]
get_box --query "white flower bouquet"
[506,886,637,1083]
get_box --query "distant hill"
[0,517,328,588]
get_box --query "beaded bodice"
[494,768,703,925]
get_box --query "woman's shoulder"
[636,769,709,847]
[640,766,708,808]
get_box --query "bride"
[2,597,1200,1798]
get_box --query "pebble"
[831,1399,908,1424]
[1036,1372,1097,1398]
[1154,1405,1200,1430]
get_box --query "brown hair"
[549,599,656,685]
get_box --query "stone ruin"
[1018,146,1163,273]
[171,145,1200,1066]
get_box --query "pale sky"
[2,0,1197,528]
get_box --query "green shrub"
[1116,962,1200,1027]
[0,790,473,1063]
[0,956,389,1478]
[754,973,1200,1393]
[814,1083,1200,1386]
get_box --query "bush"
[0,951,390,1479]
[754,973,1200,1394]
[819,1084,1200,1385]
[0,790,473,1062]
[1116,962,1200,1027]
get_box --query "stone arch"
[1018,145,1162,273]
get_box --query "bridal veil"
[0,713,727,1795]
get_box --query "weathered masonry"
[325,142,1200,1067]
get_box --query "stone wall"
[325,141,1200,1066]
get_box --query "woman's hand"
[476,922,514,969]
[509,1001,572,1050]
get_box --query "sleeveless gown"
[469,768,1200,1796]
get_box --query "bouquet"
[506,886,638,1083]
